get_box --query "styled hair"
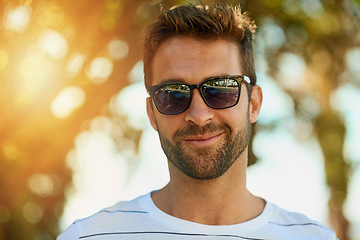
[143,3,257,88]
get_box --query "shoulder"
[57,193,151,240]
[57,223,79,240]
[266,202,338,240]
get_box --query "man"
[58,3,338,239]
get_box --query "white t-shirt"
[58,192,338,240]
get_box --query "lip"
[184,133,224,148]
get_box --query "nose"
[184,89,214,126]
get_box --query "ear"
[249,85,263,123]
[146,97,158,131]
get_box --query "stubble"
[157,120,251,180]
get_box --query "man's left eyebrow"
[158,78,186,84]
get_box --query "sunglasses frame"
[147,75,252,115]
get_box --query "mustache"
[174,123,231,139]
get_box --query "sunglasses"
[147,75,252,115]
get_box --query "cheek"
[222,103,250,133]
[154,114,183,138]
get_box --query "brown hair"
[143,3,257,88]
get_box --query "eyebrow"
[157,74,233,85]
[157,78,186,84]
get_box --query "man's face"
[146,37,261,180]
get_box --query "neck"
[151,155,265,225]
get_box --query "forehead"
[152,37,243,85]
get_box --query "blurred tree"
[0,0,146,239]
[244,0,359,239]
[0,0,358,239]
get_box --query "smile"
[184,133,224,148]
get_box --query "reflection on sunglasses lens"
[155,85,191,114]
[153,77,241,114]
[202,79,239,109]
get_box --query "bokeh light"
[278,53,306,91]
[2,143,19,161]
[38,29,68,59]
[51,86,86,119]
[258,18,286,50]
[346,48,360,78]
[23,202,43,224]
[300,0,324,18]
[3,5,32,33]
[114,82,148,130]
[108,39,129,60]
[66,53,86,77]
[18,56,55,98]
[28,173,54,197]
[86,57,114,83]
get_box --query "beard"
[157,120,251,180]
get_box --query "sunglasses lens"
[202,78,239,109]
[153,84,191,114]
[150,77,242,115]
